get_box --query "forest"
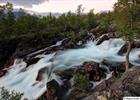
[0,0,140,100]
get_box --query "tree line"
[0,0,140,71]
[0,3,113,40]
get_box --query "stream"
[0,37,140,99]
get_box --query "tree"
[0,2,15,38]
[87,9,97,30]
[114,0,140,71]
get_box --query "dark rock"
[0,39,18,70]
[47,79,65,100]
[132,41,140,48]
[116,63,126,72]
[36,67,48,81]
[96,34,109,45]
[4,55,15,68]
[25,57,41,67]
[117,43,128,55]
[0,70,7,77]
[56,68,75,80]
[82,61,106,81]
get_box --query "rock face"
[83,67,140,100]
[82,61,107,81]
[96,33,116,45]
[117,43,128,55]
[46,79,70,100]
[0,39,18,70]
[110,67,140,99]
[96,34,110,45]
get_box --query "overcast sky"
[0,0,117,13]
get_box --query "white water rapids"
[0,38,140,99]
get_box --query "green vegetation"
[0,2,113,41]
[73,73,90,90]
[0,1,140,71]
[0,87,23,100]
[114,0,140,71]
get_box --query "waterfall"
[0,38,140,99]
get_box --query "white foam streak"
[0,38,140,99]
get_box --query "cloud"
[0,0,47,7]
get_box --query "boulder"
[25,57,41,67]
[110,67,140,99]
[56,68,76,80]
[82,62,106,81]
[96,34,109,45]
[117,43,128,55]
[46,79,65,100]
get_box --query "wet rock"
[82,62,106,81]
[56,68,76,80]
[132,40,140,48]
[36,67,48,81]
[117,43,128,55]
[96,34,109,45]
[25,57,41,67]
[0,70,7,77]
[47,79,65,100]
[118,41,140,55]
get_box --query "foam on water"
[0,38,140,99]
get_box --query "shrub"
[0,87,23,100]
[73,73,90,90]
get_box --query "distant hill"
[12,9,62,17]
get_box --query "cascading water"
[0,38,140,99]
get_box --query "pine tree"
[114,0,140,71]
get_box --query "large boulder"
[82,62,107,81]
[110,66,140,99]
[46,79,67,100]
[83,67,140,100]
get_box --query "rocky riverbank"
[0,32,140,100]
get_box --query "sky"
[0,0,117,13]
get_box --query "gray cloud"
[0,0,47,7]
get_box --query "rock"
[97,95,108,100]
[68,88,91,100]
[4,55,15,68]
[110,67,140,99]
[82,62,106,81]
[36,67,48,81]
[0,70,7,77]
[0,39,18,70]
[56,68,76,80]
[95,81,107,92]
[116,63,126,72]
[47,79,65,100]
[117,43,128,55]
[96,34,109,45]
[132,41,140,48]
[118,41,140,55]
[25,57,41,67]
